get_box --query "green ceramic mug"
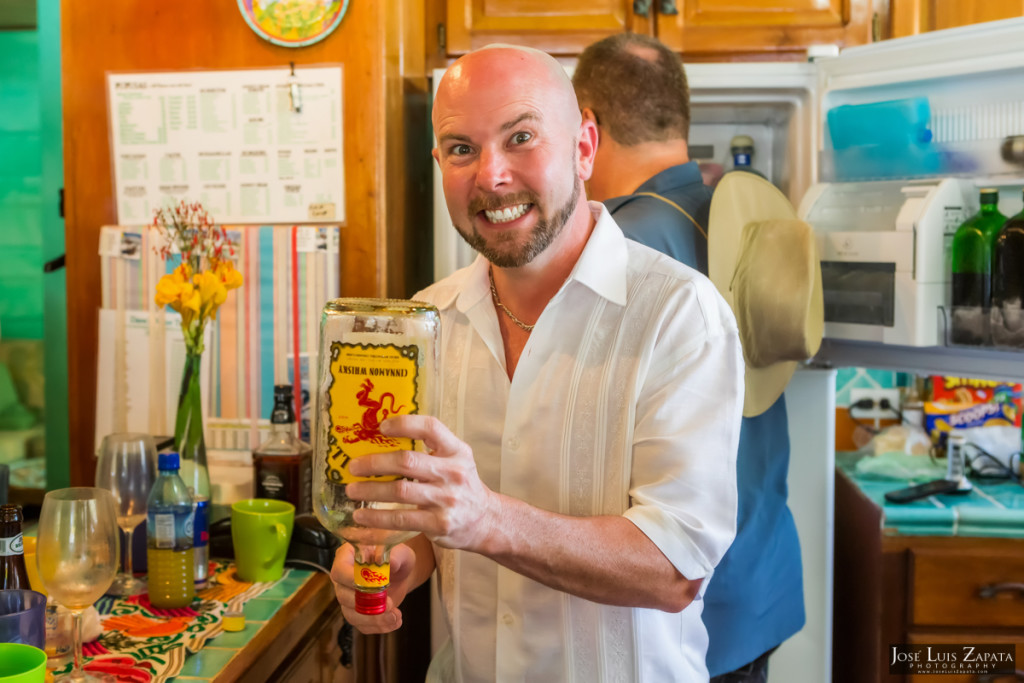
[0,643,47,682]
[231,499,295,582]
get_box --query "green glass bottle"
[950,188,1006,344]
[991,189,1024,347]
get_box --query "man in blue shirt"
[574,34,805,682]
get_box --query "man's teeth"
[484,204,529,223]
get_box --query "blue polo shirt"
[603,161,710,275]
[605,161,805,676]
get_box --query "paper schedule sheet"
[108,66,344,226]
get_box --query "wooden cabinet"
[440,0,876,60]
[442,0,650,56]
[891,0,1024,38]
[834,469,1024,683]
[658,0,875,60]
[274,608,351,683]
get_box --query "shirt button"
[507,436,520,450]
[502,613,514,626]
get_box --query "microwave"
[798,178,974,347]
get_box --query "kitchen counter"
[837,451,1024,538]
[57,565,351,683]
[833,464,1024,683]
[177,569,349,682]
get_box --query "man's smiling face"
[432,48,585,268]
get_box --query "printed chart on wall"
[107,66,344,226]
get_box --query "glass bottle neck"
[270,421,297,435]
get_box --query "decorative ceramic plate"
[238,0,349,48]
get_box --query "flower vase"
[174,350,211,502]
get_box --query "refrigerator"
[430,17,1024,682]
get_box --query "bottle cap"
[355,589,388,615]
[158,452,180,471]
[729,134,755,150]
[222,610,245,632]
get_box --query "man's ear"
[577,113,599,181]
[580,107,598,126]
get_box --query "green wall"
[0,0,69,489]
[0,30,43,340]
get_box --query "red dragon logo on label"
[335,378,405,447]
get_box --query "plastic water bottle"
[146,452,196,608]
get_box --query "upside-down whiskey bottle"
[313,298,439,614]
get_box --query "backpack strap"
[621,191,707,240]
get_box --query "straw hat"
[709,172,824,417]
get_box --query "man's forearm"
[475,493,700,612]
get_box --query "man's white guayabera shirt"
[418,202,743,682]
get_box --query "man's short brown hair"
[573,33,690,146]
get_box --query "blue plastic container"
[827,97,941,180]
[827,96,933,149]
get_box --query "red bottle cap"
[355,588,387,615]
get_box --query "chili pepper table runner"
[53,561,288,682]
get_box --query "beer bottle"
[950,188,1006,344]
[0,503,31,589]
[253,384,313,515]
[991,189,1024,347]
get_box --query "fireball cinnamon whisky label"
[325,342,419,483]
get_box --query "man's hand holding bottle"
[329,414,500,632]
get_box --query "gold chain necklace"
[488,268,535,332]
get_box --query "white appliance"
[430,19,1024,682]
[802,177,973,346]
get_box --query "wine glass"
[95,433,157,596]
[36,487,119,682]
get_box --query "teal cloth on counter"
[841,452,1024,538]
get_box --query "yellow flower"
[154,264,193,309]
[155,263,202,340]
[155,264,195,314]
[213,259,244,292]
[194,269,228,321]
[179,283,202,330]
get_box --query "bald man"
[330,44,744,682]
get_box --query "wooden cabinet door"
[444,0,653,55]
[892,0,1024,38]
[657,0,875,59]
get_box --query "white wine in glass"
[96,433,157,596]
[37,487,119,682]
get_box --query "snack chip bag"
[930,376,1022,426]
[924,400,1018,447]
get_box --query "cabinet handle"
[633,0,652,18]
[660,0,679,15]
[977,582,1024,599]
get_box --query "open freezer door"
[817,16,1024,185]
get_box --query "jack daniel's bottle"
[253,384,313,514]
